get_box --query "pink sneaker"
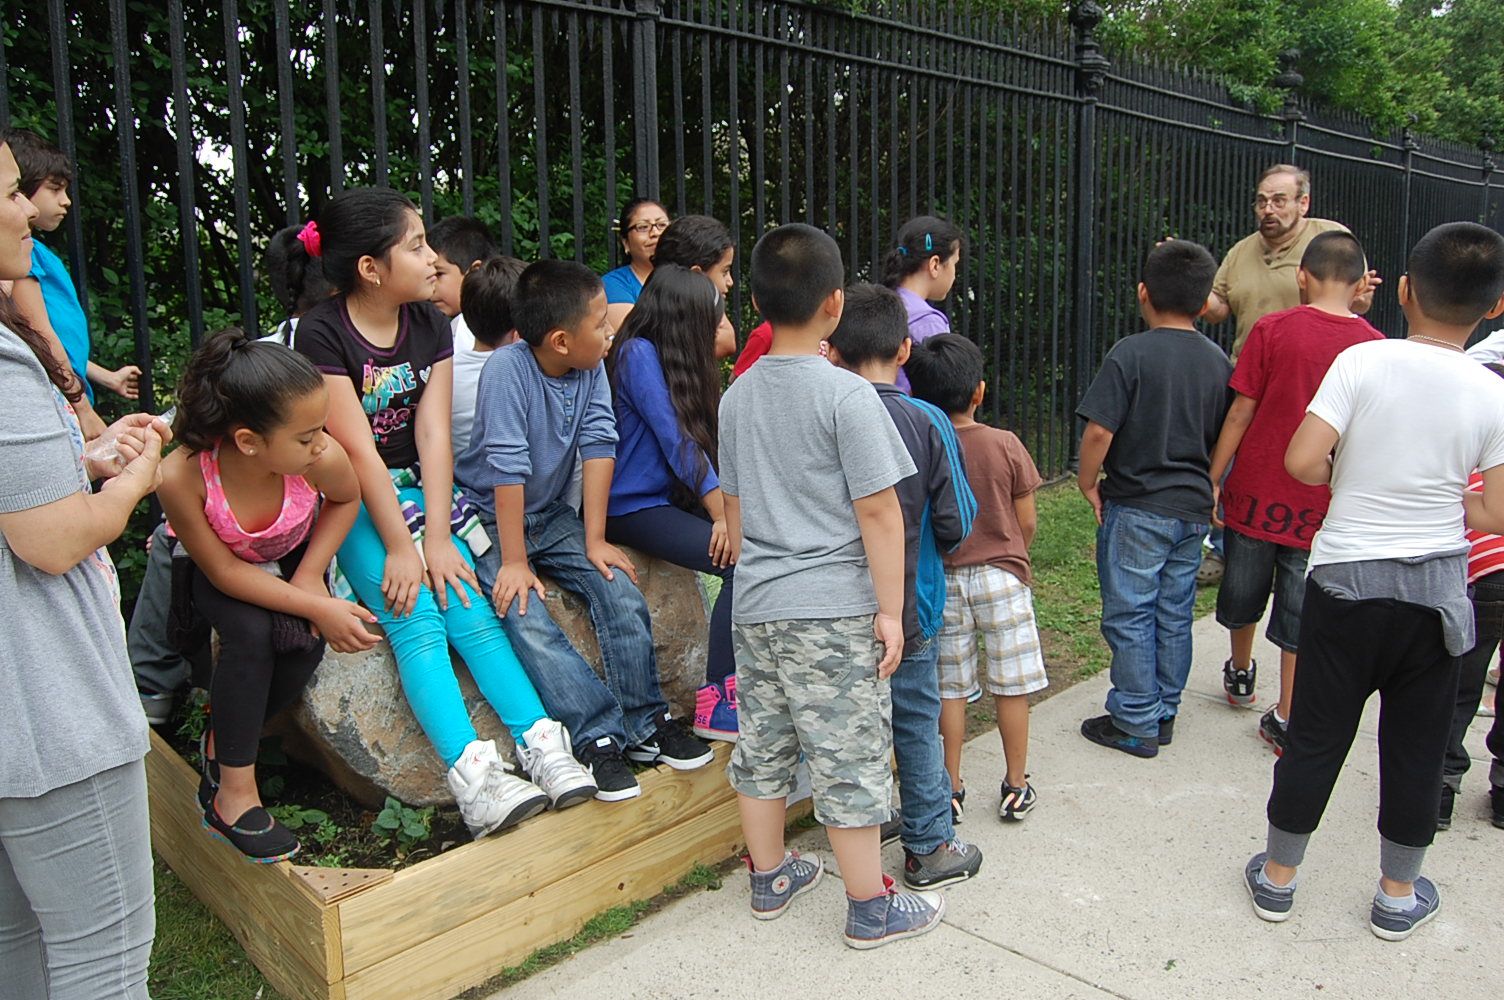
[693,680,739,741]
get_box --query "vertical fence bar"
[1481,140,1496,224]
[456,0,475,216]
[532,7,550,253]
[47,0,88,309]
[107,0,155,407]
[413,1,433,221]
[568,11,585,262]
[323,0,344,194]
[369,0,388,185]
[1276,50,1302,167]
[494,3,513,255]
[701,27,712,210]
[222,0,258,336]
[273,0,299,224]
[632,0,662,200]
[671,27,686,213]
[778,13,791,225]
[168,0,204,347]
[602,19,618,263]
[0,27,9,131]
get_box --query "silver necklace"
[1409,335,1464,353]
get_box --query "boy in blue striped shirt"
[827,284,984,891]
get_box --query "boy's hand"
[873,612,904,678]
[492,562,546,616]
[1079,479,1103,525]
[708,518,735,568]
[1210,484,1224,528]
[423,534,479,611]
[586,540,638,584]
[381,543,425,618]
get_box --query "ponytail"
[265,224,333,318]
[880,215,964,289]
[173,327,325,452]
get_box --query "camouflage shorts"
[727,616,893,828]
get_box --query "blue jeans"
[474,501,669,748]
[338,491,549,768]
[890,637,954,854]
[1097,501,1207,738]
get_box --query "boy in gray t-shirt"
[719,224,944,949]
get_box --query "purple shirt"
[896,287,952,393]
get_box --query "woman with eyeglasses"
[603,197,671,334]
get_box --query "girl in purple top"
[882,215,965,392]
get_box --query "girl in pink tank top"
[158,329,375,862]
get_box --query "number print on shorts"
[1237,496,1323,542]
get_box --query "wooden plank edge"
[340,795,748,1000]
[338,741,738,973]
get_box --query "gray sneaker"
[902,837,983,889]
[748,850,823,920]
[844,876,946,949]
[1370,877,1441,941]
[1244,852,1295,922]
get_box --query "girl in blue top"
[602,196,670,334]
[604,265,738,740]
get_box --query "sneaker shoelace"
[478,759,528,803]
[524,742,585,790]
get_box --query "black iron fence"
[4,0,1501,478]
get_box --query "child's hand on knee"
[493,563,546,616]
[586,540,639,585]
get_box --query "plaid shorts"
[937,564,1049,699]
[727,616,893,829]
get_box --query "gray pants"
[128,521,189,696]
[0,758,155,999]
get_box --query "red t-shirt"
[1222,306,1385,549]
[1466,472,1504,583]
[732,320,772,378]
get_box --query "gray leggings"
[0,758,155,999]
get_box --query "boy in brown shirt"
[907,334,1047,823]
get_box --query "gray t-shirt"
[719,355,916,624]
[0,327,147,798]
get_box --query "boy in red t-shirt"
[1208,231,1384,753]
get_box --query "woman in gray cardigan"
[0,137,169,999]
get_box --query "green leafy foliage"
[371,796,435,855]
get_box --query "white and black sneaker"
[579,736,642,802]
[625,717,715,770]
[446,739,550,839]
[516,719,598,810]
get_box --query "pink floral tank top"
[200,445,318,564]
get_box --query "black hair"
[512,259,604,347]
[607,264,724,508]
[174,327,326,453]
[827,283,909,368]
[905,333,985,415]
[265,225,334,318]
[0,128,72,199]
[617,196,668,244]
[880,215,964,290]
[1407,222,1504,327]
[462,256,528,347]
[652,214,734,271]
[749,224,845,326]
[1300,231,1366,285]
[427,215,497,270]
[1141,240,1217,318]
[317,187,420,293]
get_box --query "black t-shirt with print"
[296,296,454,469]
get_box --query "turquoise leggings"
[337,489,547,767]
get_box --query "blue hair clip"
[896,246,908,255]
[924,233,933,253]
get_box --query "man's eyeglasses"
[626,220,670,235]
[1252,194,1296,211]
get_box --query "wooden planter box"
[147,728,760,1000]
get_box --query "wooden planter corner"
[147,728,758,1000]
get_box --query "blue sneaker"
[1080,715,1159,758]
[844,875,945,949]
[1244,852,1295,922]
[1370,877,1441,941]
[747,850,823,920]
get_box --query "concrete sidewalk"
[489,614,1503,999]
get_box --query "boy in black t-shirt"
[1075,241,1233,758]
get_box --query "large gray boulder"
[273,552,712,807]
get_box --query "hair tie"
[896,246,909,256]
[296,220,323,258]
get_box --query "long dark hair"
[880,214,964,290]
[265,224,333,318]
[607,264,724,508]
[317,187,419,293]
[0,293,80,402]
[652,215,733,271]
[173,327,325,452]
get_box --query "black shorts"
[1215,528,1309,652]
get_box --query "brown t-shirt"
[1213,218,1351,357]
[945,424,1042,585]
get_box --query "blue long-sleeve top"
[607,338,719,517]
[455,340,617,515]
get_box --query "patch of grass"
[148,859,279,1000]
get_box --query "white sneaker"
[446,739,550,839]
[517,719,599,810]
